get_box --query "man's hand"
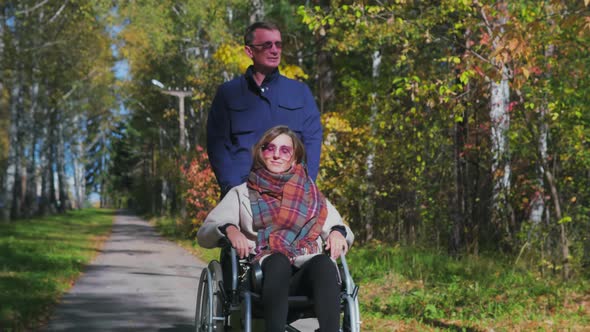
[226,225,250,259]
[325,230,348,260]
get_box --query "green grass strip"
[150,217,590,330]
[0,208,114,330]
[348,244,590,330]
[150,216,220,263]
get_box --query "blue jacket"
[207,67,322,194]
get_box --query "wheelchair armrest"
[217,236,232,248]
[217,237,239,294]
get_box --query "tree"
[0,0,116,220]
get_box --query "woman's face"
[261,134,294,174]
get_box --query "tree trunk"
[24,82,41,217]
[100,150,107,208]
[39,146,52,216]
[0,5,4,59]
[529,24,555,227]
[451,118,466,255]
[316,49,334,114]
[72,113,86,209]
[1,80,21,222]
[24,136,38,218]
[361,50,381,242]
[39,104,57,216]
[487,2,513,242]
[55,110,70,212]
[249,0,264,24]
[544,167,570,279]
[490,69,511,236]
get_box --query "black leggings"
[261,253,340,332]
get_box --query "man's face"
[245,28,282,72]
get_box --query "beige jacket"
[197,183,354,267]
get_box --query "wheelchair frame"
[194,241,361,332]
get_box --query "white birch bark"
[100,149,107,208]
[362,50,381,241]
[72,113,86,209]
[1,83,20,221]
[56,110,70,212]
[227,6,233,23]
[486,2,512,229]
[529,10,556,225]
[490,67,511,227]
[25,82,40,217]
[249,0,264,24]
[529,107,548,225]
[40,104,58,215]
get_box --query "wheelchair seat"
[194,238,360,332]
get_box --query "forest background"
[1,0,589,330]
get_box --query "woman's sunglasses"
[261,143,293,160]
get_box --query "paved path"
[44,212,204,332]
[44,211,318,332]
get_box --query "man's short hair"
[244,21,281,45]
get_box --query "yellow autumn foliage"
[323,112,354,133]
[279,64,309,80]
[213,42,309,80]
[213,42,251,73]
[319,112,368,188]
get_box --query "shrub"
[181,146,220,237]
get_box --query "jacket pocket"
[277,96,304,131]
[278,95,304,111]
[228,102,260,134]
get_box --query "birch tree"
[1,2,23,221]
[1,0,115,219]
[484,2,513,238]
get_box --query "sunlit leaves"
[213,42,250,73]
[279,64,309,80]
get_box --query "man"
[207,21,322,196]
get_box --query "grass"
[0,208,114,331]
[350,243,590,331]
[150,215,220,263]
[10,209,584,331]
[152,218,590,331]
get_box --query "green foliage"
[110,0,590,282]
[0,209,114,330]
[297,0,590,277]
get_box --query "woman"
[197,125,353,332]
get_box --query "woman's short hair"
[251,125,306,170]
[244,21,281,45]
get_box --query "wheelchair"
[194,238,360,332]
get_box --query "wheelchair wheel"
[195,260,225,332]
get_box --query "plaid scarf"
[247,164,327,264]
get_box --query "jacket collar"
[245,65,280,93]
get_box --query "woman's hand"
[226,225,250,259]
[325,230,348,260]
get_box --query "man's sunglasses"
[248,41,283,50]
